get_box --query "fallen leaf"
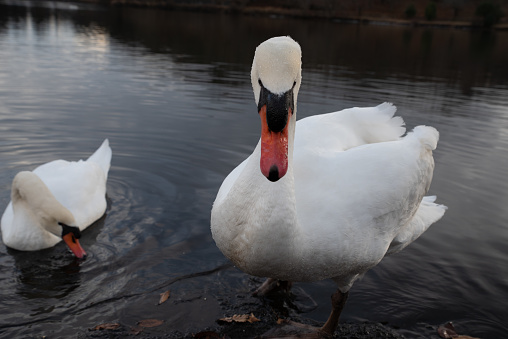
[90,323,120,331]
[276,318,287,325]
[158,290,171,305]
[218,313,260,324]
[137,319,164,328]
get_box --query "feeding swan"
[1,139,112,259]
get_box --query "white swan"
[211,36,446,335]
[1,139,112,259]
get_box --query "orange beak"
[62,232,87,259]
[259,105,291,182]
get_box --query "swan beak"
[62,232,87,259]
[257,83,295,182]
[259,104,291,182]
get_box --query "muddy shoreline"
[75,269,420,339]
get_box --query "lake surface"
[0,1,507,338]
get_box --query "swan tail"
[410,125,440,151]
[86,139,112,178]
[349,102,406,144]
[387,196,447,255]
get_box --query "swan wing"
[293,124,444,281]
[294,102,405,154]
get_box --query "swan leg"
[253,278,293,296]
[319,289,349,336]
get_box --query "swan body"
[1,139,112,258]
[211,36,446,309]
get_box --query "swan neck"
[11,172,75,236]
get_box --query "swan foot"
[320,289,349,336]
[253,278,293,296]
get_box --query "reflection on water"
[0,1,508,338]
[12,248,82,302]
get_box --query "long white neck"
[11,171,75,237]
[212,116,300,276]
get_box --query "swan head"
[60,222,86,259]
[11,171,87,259]
[251,36,302,182]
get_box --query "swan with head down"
[211,36,446,336]
[1,139,112,259]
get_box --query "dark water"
[0,1,507,338]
